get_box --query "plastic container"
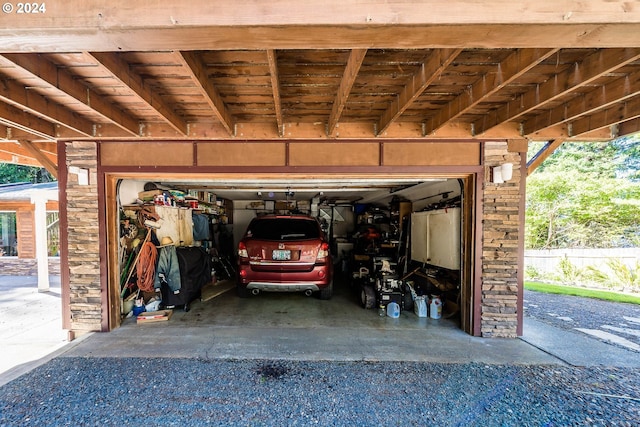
[414,296,427,317]
[386,301,400,318]
[430,295,442,319]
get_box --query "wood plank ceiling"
[1,1,640,177]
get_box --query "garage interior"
[115,174,470,332]
[1,2,640,338]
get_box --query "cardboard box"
[136,309,173,323]
[275,201,296,210]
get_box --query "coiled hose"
[136,240,158,292]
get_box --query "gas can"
[430,295,442,319]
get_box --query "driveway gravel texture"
[0,357,638,426]
[1,290,639,426]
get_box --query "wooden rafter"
[425,48,559,135]
[87,52,188,136]
[17,139,58,178]
[0,101,57,140]
[522,68,640,135]
[0,76,94,137]
[0,53,140,136]
[266,50,284,136]
[527,139,564,176]
[474,48,640,135]
[0,142,56,159]
[328,49,367,137]
[0,151,42,167]
[617,117,640,137]
[377,49,462,135]
[569,95,640,137]
[175,51,234,135]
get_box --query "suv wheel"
[318,281,333,300]
[236,283,250,298]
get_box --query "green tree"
[526,140,640,249]
[0,164,53,184]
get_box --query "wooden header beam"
[1,1,640,52]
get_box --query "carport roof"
[1,1,640,178]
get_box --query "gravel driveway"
[1,291,639,425]
[0,357,639,426]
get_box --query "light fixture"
[492,163,513,184]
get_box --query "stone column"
[481,141,522,338]
[65,141,102,334]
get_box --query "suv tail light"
[238,241,248,259]
[317,242,329,260]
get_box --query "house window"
[0,212,17,256]
[47,211,59,256]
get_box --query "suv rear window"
[247,218,320,240]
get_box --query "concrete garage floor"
[59,277,567,365]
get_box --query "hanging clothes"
[154,245,182,293]
[192,213,210,241]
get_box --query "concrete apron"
[3,277,640,389]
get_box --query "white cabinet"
[154,205,194,247]
[410,207,460,270]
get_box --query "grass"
[525,281,640,305]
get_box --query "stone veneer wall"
[481,141,522,338]
[66,141,102,333]
[0,258,61,275]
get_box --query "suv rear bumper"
[246,282,321,292]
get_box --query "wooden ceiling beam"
[425,48,559,135]
[175,51,234,136]
[0,142,56,159]
[3,25,640,52]
[474,48,640,135]
[0,101,57,140]
[3,1,640,51]
[0,75,94,137]
[87,52,188,136]
[17,139,58,178]
[616,117,640,138]
[522,68,640,135]
[569,95,640,137]
[0,150,43,167]
[0,53,140,136]
[377,48,462,135]
[266,50,284,137]
[328,49,367,137]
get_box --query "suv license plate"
[272,249,291,260]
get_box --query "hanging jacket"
[192,213,210,241]
[154,245,182,293]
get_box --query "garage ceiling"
[1,1,640,178]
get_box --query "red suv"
[236,214,333,299]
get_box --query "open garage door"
[107,173,478,335]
